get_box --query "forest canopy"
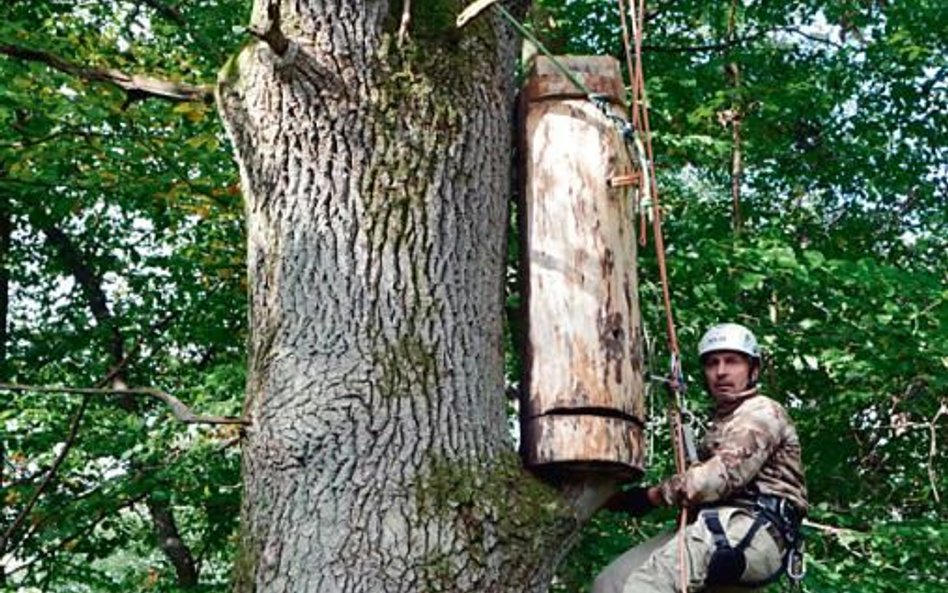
[0,1,944,591]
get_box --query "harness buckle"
[755,494,800,530]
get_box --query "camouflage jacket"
[657,393,808,514]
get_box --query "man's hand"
[602,486,659,517]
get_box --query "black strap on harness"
[703,496,805,588]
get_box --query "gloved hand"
[602,486,656,517]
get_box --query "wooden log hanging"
[519,56,645,482]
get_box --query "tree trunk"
[217,3,612,592]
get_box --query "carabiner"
[787,547,806,581]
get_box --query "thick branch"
[0,44,212,103]
[0,383,249,425]
[561,475,620,522]
[35,227,206,588]
[146,497,199,586]
[43,227,125,368]
[248,0,289,56]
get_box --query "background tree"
[0,0,944,592]
[1,0,247,589]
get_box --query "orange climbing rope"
[615,1,691,592]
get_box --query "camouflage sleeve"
[657,403,784,507]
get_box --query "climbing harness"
[702,495,806,588]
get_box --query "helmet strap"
[730,385,759,399]
[747,359,761,389]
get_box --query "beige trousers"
[592,507,784,593]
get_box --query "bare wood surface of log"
[520,56,645,481]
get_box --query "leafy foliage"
[1,1,248,590]
[536,1,946,591]
[0,0,945,592]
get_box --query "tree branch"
[137,0,186,27]
[642,30,771,53]
[6,432,207,582]
[457,0,502,28]
[926,403,945,504]
[0,383,249,426]
[398,0,412,45]
[641,25,844,54]
[0,43,212,103]
[2,120,118,149]
[35,224,206,588]
[888,389,945,503]
[5,491,149,577]
[0,440,4,586]
[0,360,138,560]
[42,227,125,371]
[248,0,289,56]
[781,25,846,49]
[802,518,867,538]
[725,1,743,234]
[0,193,9,376]
[146,497,199,586]
[0,398,88,558]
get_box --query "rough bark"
[726,0,743,233]
[217,3,615,592]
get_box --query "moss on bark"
[386,0,465,42]
[417,451,575,536]
[414,452,583,589]
[375,335,439,399]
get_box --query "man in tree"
[593,323,808,592]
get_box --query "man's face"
[702,350,756,402]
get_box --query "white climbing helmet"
[697,323,761,361]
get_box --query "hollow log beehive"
[519,55,645,482]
